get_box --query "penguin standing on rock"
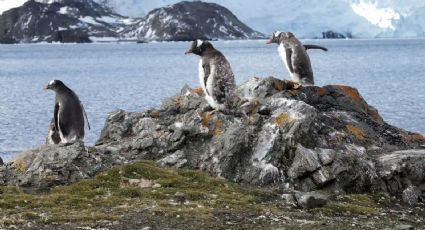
[44,80,90,145]
[185,40,238,112]
[267,31,327,86]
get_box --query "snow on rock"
[96,0,425,38]
[0,0,129,43]
[122,1,264,41]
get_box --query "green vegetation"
[0,161,421,229]
[0,161,278,227]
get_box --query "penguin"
[267,31,326,86]
[185,40,238,112]
[44,80,90,145]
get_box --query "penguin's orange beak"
[266,39,273,44]
[43,85,49,91]
[185,49,192,55]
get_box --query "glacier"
[1,0,425,38]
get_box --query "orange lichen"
[213,120,225,136]
[149,110,161,118]
[404,133,425,142]
[275,113,293,126]
[286,90,300,97]
[336,85,363,102]
[273,79,285,91]
[316,87,328,97]
[367,108,384,124]
[175,96,183,107]
[192,87,204,96]
[200,112,213,128]
[346,124,365,140]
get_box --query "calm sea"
[1,39,424,161]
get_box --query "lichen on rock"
[1,77,424,204]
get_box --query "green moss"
[321,203,377,215]
[0,160,281,226]
[115,187,142,198]
[319,194,385,216]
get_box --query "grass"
[0,161,419,229]
[0,161,277,227]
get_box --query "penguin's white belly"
[57,104,77,144]
[278,44,297,81]
[198,60,208,96]
[205,66,222,110]
[198,61,222,110]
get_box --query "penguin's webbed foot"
[58,142,73,147]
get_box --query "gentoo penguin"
[267,32,325,86]
[44,80,90,144]
[185,40,238,112]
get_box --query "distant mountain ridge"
[95,0,425,38]
[0,0,129,43]
[122,1,263,41]
[0,0,263,43]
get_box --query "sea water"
[0,39,424,161]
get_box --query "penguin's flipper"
[304,44,328,51]
[54,103,59,132]
[286,48,295,73]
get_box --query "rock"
[121,178,158,189]
[288,144,321,179]
[322,30,352,39]
[3,76,425,198]
[174,192,187,204]
[7,142,112,191]
[294,191,328,209]
[156,150,187,168]
[123,1,264,41]
[280,193,297,207]
[316,148,337,166]
[402,186,422,206]
[395,224,414,230]
[376,150,425,194]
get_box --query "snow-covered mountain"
[122,1,263,41]
[0,0,262,43]
[98,0,425,38]
[1,0,425,39]
[0,0,132,43]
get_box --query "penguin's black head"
[44,80,65,91]
[266,31,294,45]
[185,39,213,56]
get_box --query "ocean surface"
[1,39,424,161]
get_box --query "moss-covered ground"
[0,161,423,229]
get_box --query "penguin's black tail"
[304,44,328,51]
[81,103,91,130]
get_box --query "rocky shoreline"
[0,76,424,229]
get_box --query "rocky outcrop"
[322,30,353,39]
[1,77,424,204]
[122,1,264,41]
[0,0,129,43]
